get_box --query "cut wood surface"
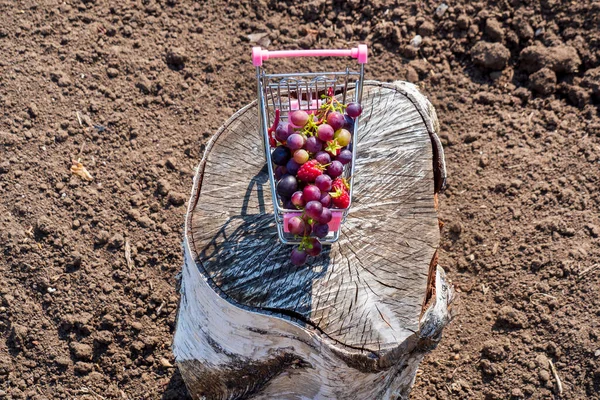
[174,81,451,400]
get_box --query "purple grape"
[306,238,322,256]
[275,122,293,142]
[291,191,305,208]
[343,114,355,130]
[305,136,323,153]
[272,146,291,166]
[283,199,294,209]
[287,216,306,236]
[286,133,305,150]
[319,192,332,207]
[327,112,345,131]
[286,159,301,175]
[305,200,323,220]
[291,248,307,266]
[337,149,352,165]
[346,102,362,118]
[303,185,321,202]
[317,123,335,142]
[277,175,297,198]
[327,160,344,178]
[315,174,332,192]
[275,166,287,179]
[312,223,329,238]
[318,207,332,224]
[315,151,331,165]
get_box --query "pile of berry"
[268,94,362,266]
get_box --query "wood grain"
[189,82,439,351]
[175,81,451,399]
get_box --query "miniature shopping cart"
[253,45,368,244]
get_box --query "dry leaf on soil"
[70,159,93,181]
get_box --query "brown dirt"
[1,0,599,399]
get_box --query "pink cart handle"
[252,45,368,66]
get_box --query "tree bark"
[173,81,451,400]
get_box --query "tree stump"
[173,81,451,400]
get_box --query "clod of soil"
[529,68,557,95]
[471,41,511,70]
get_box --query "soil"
[0,0,599,399]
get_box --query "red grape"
[287,216,305,235]
[305,200,323,219]
[346,102,362,118]
[327,112,345,131]
[275,122,293,142]
[319,192,332,207]
[326,160,344,178]
[291,191,305,208]
[303,185,321,202]
[291,248,307,266]
[305,136,323,153]
[318,207,332,224]
[306,238,322,256]
[317,123,335,142]
[290,110,309,127]
[286,133,305,150]
[315,174,332,192]
[315,151,331,165]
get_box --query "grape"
[275,122,293,142]
[275,166,287,179]
[271,146,291,166]
[343,114,355,131]
[319,192,332,207]
[315,151,331,165]
[326,160,344,178]
[291,248,307,266]
[303,185,321,202]
[291,191,305,208]
[287,216,306,236]
[318,207,332,224]
[283,199,294,209]
[317,123,335,142]
[305,136,323,153]
[346,102,362,118]
[293,149,309,164]
[312,223,329,238]
[303,222,312,236]
[286,133,305,150]
[327,112,345,131]
[305,200,323,219]
[306,238,322,256]
[315,174,332,192]
[337,149,352,165]
[289,110,309,127]
[334,129,351,147]
[276,174,298,198]
[286,159,301,175]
